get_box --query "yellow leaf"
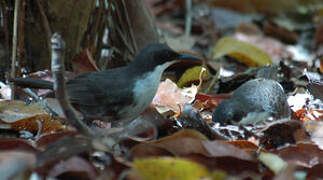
[133,157,211,180]
[177,66,210,88]
[212,37,273,67]
[258,152,287,174]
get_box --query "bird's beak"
[178,54,202,61]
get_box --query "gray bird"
[10,43,201,123]
[212,78,290,124]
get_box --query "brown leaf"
[71,49,100,75]
[194,93,231,110]
[36,136,91,170]
[130,144,174,159]
[153,136,209,156]
[8,114,66,134]
[228,140,261,153]
[202,141,255,161]
[260,121,310,149]
[184,154,261,175]
[36,131,78,148]
[263,22,298,44]
[0,139,38,152]
[0,100,47,123]
[275,143,323,168]
[48,156,97,180]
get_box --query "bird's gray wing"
[66,69,134,116]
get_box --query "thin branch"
[185,0,192,36]
[121,0,137,53]
[51,33,95,136]
[113,1,135,55]
[1,1,10,72]
[36,0,52,56]
[10,0,20,99]
[17,0,26,77]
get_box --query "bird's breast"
[118,69,163,118]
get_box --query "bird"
[10,43,202,123]
[212,78,290,125]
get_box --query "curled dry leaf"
[152,79,197,114]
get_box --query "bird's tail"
[8,78,54,89]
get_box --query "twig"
[185,0,192,36]
[22,88,58,116]
[10,0,20,99]
[113,1,135,56]
[34,119,42,140]
[89,0,103,50]
[36,0,52,55]
[1,1,10,72]
[17,0,26,77]
[205,69,220,94]
[121,0,138,53]
[50,33,95,136]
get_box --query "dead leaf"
[228,140,261,153]
[152,79,196,114]
[212,37,273,67]
[150,130,209,156]
[306,121,323,150]
[0,139,38,152]
[202,141,255,161]
[234,32,291,62]
[0,100,47,123]
[8,114,66,134]
[48,156,97,179]
[71,49,100,75]
[275,143,323,168]
[260,120,310,149]
[258,152,287,174]
[133,157,211,180]
[263,22,298,44]
[194,93,231,110]
[130,144,174,159]
[177,66,211,88]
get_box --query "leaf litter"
[1,1,323,179]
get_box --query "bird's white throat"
[119,62,173,117]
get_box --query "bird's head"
[212,100,245,125]
[131,43,201,73]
